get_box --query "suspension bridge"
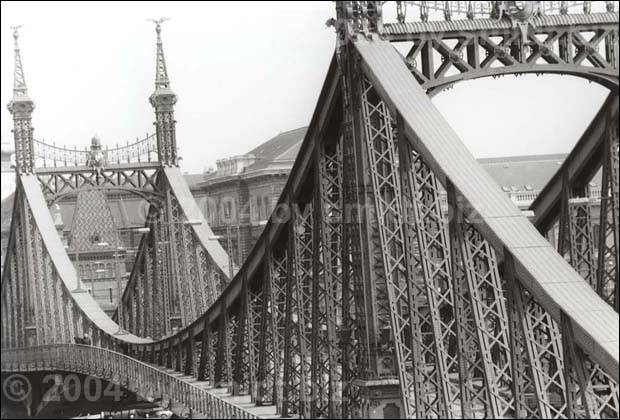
[1,1,618,418]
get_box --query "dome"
[91,135,102,149]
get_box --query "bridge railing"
[1,344,258,419]
[32,134,157,169]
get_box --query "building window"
[109,287,113,303]
[263,196,271,219]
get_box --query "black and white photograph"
[0,1,618,418]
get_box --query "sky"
[1,1,611,175]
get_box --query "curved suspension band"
[2,12,618,418]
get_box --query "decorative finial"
[396,1,407,23]
[466,1,475,20]
[444,1,452,21]
[420,1,429,22]
[147,18,171,90]
[12,25,21,42]
[10,25,28,97]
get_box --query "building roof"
[478,153,566,192]
[479,153,602,192]
[202,127,308,183]
[246,127,307,171]
[184,173,205,189]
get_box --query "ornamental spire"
[7,25,35,174]
[148,18,178,167]
[149,18,171,90]
[11,25,28,97]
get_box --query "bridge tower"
[7,26,35,175]
[1,20,231,349]
[329,2,619,418]
[149,18,178,167]
[1,4,618,419]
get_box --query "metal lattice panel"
[359,73,422,418]
[455,222,514,417]
[597,122,619,309]
[36,166,162,204]
[407,148,458,415]
[568,198,598,288]
[256,257,276,406]
[247,285,262,402]
[503,253,546,418]
[339,44,369,418]
[313,137,345,418]
[384,11,619,93]
[270,248,288,414]
[69,189,122,253]
[282,205,312,417]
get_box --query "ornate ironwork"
[2,4,619,420]
[1,345,260,419]
[33,134,157,168]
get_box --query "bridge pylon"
[7,26,35,175]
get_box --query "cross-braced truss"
[385,12,619,94]
[2,3,619,420]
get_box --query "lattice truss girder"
[358,73,456,418]
[568,199,598,287]
[255,245,285,410]
[312,137,345,419]
[596,119,619,308]
[1,184,118,351]
[13,116,35,174]
[397,22,619,92]
[338,43,371,419]
[278,203,312,417]
[36,167,162,204]
[244,283,261,401]
[237,137,348,419]
[120,175,225,339]
[549,121,620,418]
[212,303,232,388]
[352,68,619,418]
[553,109,618,310]
[449,210,515,418]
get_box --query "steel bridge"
[1,2,619,418]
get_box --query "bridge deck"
[154,366,279,419]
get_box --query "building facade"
[190,127,306,267]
